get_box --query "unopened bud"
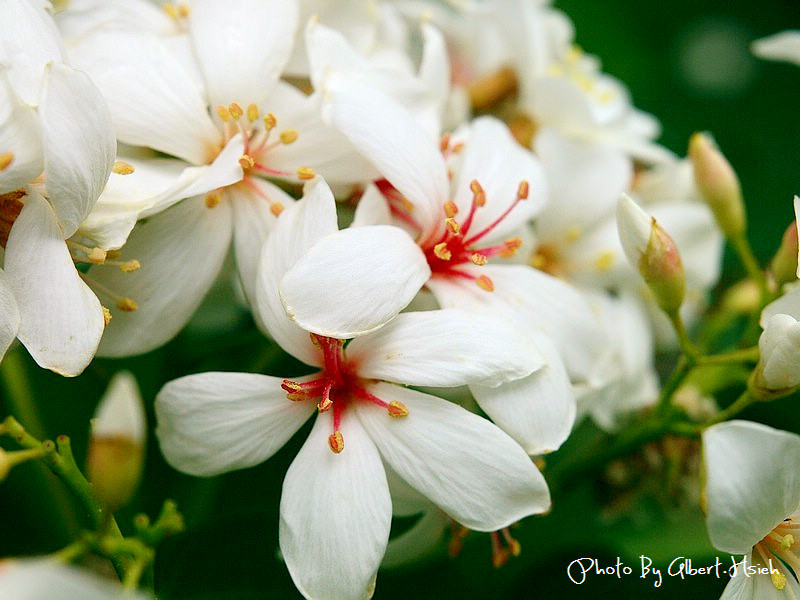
[689,132,746,237]
[617,194,685,314]
[87,372,146,511]
[770,216,799,288]
[750,313,800,400]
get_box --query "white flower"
[0,0,115,376]
[156,178,549,599]
[754,313,800,393]
[703,421,800,598]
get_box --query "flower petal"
[355,382,550,531]
[703,420,800,554]
[351,183,392,227]
[322,72,448,237]
[0,270,20,361]
[280,411,391,600]
[189,0,298,107]
[348,309,542,387]
[95,196,232,357]
[69,30,221,164]
[5,189,103,376]
[39,62,115,237]
[752,31,800,66]
[255,178,338,365]
[382,509,449,568]
[721,553,800,600]
[0,71,42,195]
[280,225,431,339]
[470,331,575,455]
[155,371,313,476]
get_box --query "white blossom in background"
[155,178,550,600]
[0,0,115,376]
[0,560,147,600]
[703,421,800,598]
[752,30,800,66]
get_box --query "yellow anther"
[0,153,14,171]
[309,333,322,348]
[328,431,344,454]
[216,105,232,122]
[106,249,121,259]
[317,397,333,412]
[771,570,787,591]
[162,2,178,19]
[567,44,583,64]
[469,180,486,206]
[264,112,277,130]
[117,297,139,312]
[205,191,222,208]
[177,3,190,17]
[88,247,107,264]
[270,203,284,217]
[445,218,461,235]
[451,142,465,154]
[565,225,582,241]
[238,154,255,170]
[782,534,795,551]
[286,393,306,402]
[440,132,451,153]
[119,259,141,273]
[282,380,303,393]
[444,200,458,218]
[102,306,112,326]
[508,538,521,557]
[433,242,452,261]
[112,160,135,175]
[228,102,243,120]
[470,253,488,266]
[499,237,523,258]
[279,129,299,145]
[594,250,615,272]
[547,64,565,78]
[517,180,530,200]
[492,549,510,569]
[529,253,547,269]
[400,197,415,213]
[246,103,259,122]
[387,401,409,418]
[476,275,495,292]
[297,166,315,180]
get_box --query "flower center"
[753,515,800,591]
[281,334,409,454]
[203,102,315,216]
[420,179,528,293]
[546,45,617,106]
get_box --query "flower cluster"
[1,1,800,599]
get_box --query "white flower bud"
[755,313,800,394]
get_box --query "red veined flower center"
[281,334,408,454]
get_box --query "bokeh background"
[2,1,800,598]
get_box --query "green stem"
[730,233,769,300]
[706,390,753,426]
[654,357,692,416]
[697,346,760,366]
[0,349,45,438]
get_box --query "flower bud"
[769,216,799,288]
[617,194,685,314]
[87,372,146,512]
[688,132,746,238]
[751,313,800,400]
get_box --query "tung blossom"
[704,421,800,598]
[155,179,549,599]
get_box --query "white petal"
[255,178,337,365]
[69,30,221,164]
[39,63,115,237]
[280,411,390,600]
[0,270,20,361]
[5,189,103,376]
[0,0,65,104]
[348,309,542,387]
[382,509,449,568]
[427,264,610,384]
[752,31,800,66]
[92,371,145,443]
[471,332,575,455]
[322,72,448,238]
[616,193,652,267]
[0,560,145,600]
[759,313,800,389]
[419,22,451,123]
[351,183,392,227]
[231,180,292,308]
[451,117,547,240]
[156,371,313,476]
[280,225,431,338]
[355,383,550,531]
[703,420,800,554]
[761,286,800,325]
[189,0,298,107]
[95,196,232,357]
[0,71,42,195]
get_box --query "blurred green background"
[2,0,800,598]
